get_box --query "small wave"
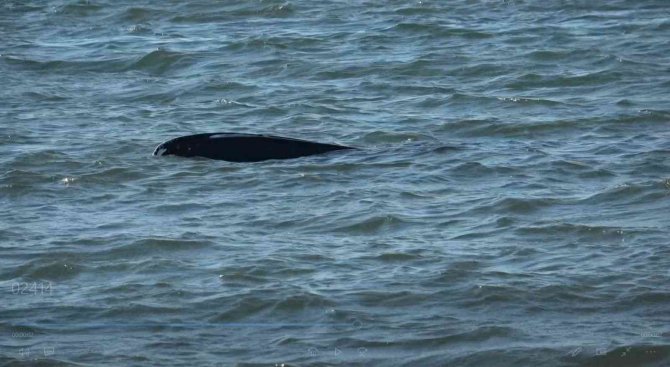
[524,48,596,62]
[312,65,372,80]
[544,159,617,179]
[9,259,83,281]
[1,3,45,13]
[577,181,667,205]
[515,223,629,239]
[117,6,163,22]
[0,169,54,196]
[77,166,148,184]
[6,149,80,172]
[217,269,269,285]
[394,5,438,15]
[453,62,514,78]
[449,161,518,177]
[22,91,68,101]
[209,296,271,322]
[627,292,670,305]
[442,325,520,343]
[507,70,622,89]
[126,24,152,34]
[447,92,558,109]
[372,252,422,262]
[127,49,195,76]
[202,80,259,93]
[100,303,182,317]
[461,284,527,308]
[224,36,291,51]
[148,202,211,214]
[104,238,214,257]
[439,115,633,138]
[332,214,410,235]
[496,96,563,106]
[2,55,129,73]
[56,1,103,16]
[390,22,492,39]
[433,260,484,282]
[171,2,293,22]
[350,325,521,349]
[359,131,435,144]
[349,290,433,307]
[259,2,294,17]
[271,292,336,312]
[466,196,560,216]
[106,281,174,295]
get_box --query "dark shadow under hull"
[153,133,355,162]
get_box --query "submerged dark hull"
[153,133,355,162]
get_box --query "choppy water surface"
[1,0,669,365]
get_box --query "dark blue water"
[1,0,669,365]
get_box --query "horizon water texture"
[1,0,670,366]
